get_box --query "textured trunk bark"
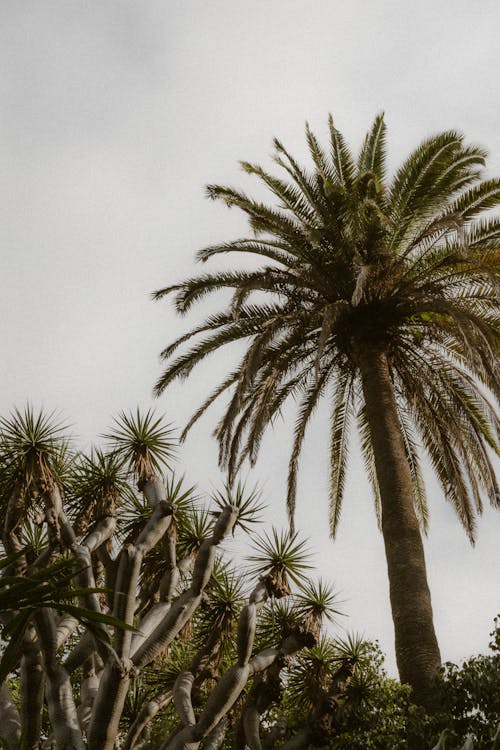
[203,718,228,750]
[358,346,441,711]
[3,483,27,573]
[123,691,173,750]
[20,632,45,750]
[0,683,21,749]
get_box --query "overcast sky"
[1,0,499,675]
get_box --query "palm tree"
[154,114,500,711]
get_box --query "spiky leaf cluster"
[0,406,71,507]
[247,527,312,592]
[103,408,176,483]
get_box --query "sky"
[1,0,499,676]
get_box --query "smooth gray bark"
[161,571,270,750]
[132,507,238,670]
[76,664,100,732]
[87,502,174,750]
[203,718,228,750]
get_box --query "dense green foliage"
[325,619,500,749]
[438,616,500,747]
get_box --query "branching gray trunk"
[87,500,175,750]
[0,410,343,747]
[132,507,238,671]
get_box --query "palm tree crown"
[154,114,499,709]
[155,114,498,538]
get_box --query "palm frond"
[255,598,302,650]
[358,112,387,183]
[328,114,355,189]
[287,363,333,532]
[67,448,130,533]
[356,404,383,530]
[329,374,354,537]
[196,237,298,266]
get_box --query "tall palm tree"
[154,115,500,710]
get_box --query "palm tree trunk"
[357,346,441,711]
